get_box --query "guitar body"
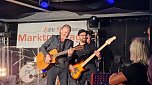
[36,49,58,70]
[70,62,85,80]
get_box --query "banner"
[17,21,87,48]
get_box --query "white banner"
[17,21,87,48]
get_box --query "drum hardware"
[41,72,47,78]
[28,74,38,78]
[9,50,21,53]
[32,50,36,57]
[13,54,34,66]
[19,55,35,60]
[19,64,46,83]
[9,50,21,64]
[29,74,34,78]
[29,72,47,78]
[26,61,35,65]
[32,50,37,62]
[12,56,24,66]
[22,49,30,52]
[19,64,37,83]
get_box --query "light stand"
[87,16,102,73]
[93,30,101,72]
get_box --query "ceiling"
[0,0,150,19]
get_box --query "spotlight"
[87,16,100,30]
[39,0,49,9]
[1,73,6,76]
[106,0,114,5]
[0,68,6,77]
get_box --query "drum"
[19,64,37,83]
[26,61,35,65]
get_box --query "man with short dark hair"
[69,29,101,85]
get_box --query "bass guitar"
[70,36,116,79]
[36,45,83,70]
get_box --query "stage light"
[39,0,49,8]
[87,16,100,30]
[0,68,6,77]
[106,0,114,5]
[1,68,6,72]
[1,73,6,76]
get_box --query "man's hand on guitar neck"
[94,51,101,60]
[45,54,52,64]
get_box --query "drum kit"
[16,55,38,83]
[18,57,60,85]
[9,49,60,84]
[19,61,38,83]
[9,50,42,84]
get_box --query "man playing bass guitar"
[69,29,101,85]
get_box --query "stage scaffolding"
[0,23,45,85]
[0,44,45,85]
[0,23,10,77]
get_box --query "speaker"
[91,73,111,85]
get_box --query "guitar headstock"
[74,45,84,51]
[105,36,116,45]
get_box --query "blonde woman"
[109,37,150,85]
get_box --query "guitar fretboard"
[81,43,107,67]
[54,50,68,57]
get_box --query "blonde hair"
[130,37,149,65]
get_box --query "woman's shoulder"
[131,62,147,67]
[128,62,148,71]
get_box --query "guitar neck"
[55,50,68,57]
[81,43,107,67]
[54,47,77,57]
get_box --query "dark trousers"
[78,64,97,85]
[68,74,80,85]
[47,66,68,85]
